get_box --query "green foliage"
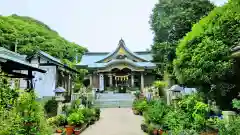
[134,90,141,99]
[144,99,169,125]
[153,81,167,89]
[164,108,191,133]
[150,0,215,76]
[164,94,209,133]
[81,108,95,122]
[133,99,148,113]
[174,0,240,108]
[0,14,87,61]
[47,114,67,127]
[0,73,19,108]
[44,98,58,117]
[232,99,240,110]
[94,108,101,119]
[211,116,240,135]
[67,109,85,126]
[15,91,52,134]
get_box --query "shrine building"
[77,39,156,92]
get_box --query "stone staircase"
[94,92,134,108]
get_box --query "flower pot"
[56,129,63,133]
[74,130,81,135]
[153,129,158,135]
[65,125,74,135]
[158,129,163,135]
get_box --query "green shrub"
[144,99,169,125]
[67,109,85,126]
[134,91,141,99]
[133,99,148,113]
[94,108,100,119]
[81,108,95,122]
[232,99,240,110]
[174,0,240,109]
[44,98,58,117]
[211,116,240,135]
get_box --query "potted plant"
[74,127,81,135]
[153,129,158,135]
[65,125,74,135]
[66,111,85,135]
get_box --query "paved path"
[81,108,145,135]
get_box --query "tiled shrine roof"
[77,39,156,69]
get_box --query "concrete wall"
[33,66,57,98]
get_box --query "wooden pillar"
[89,74,93,87]
[141,72,144,91]
[68,74,71,95]
[27,70,33,89]
[131,74,134,87]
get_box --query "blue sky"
[0,0,227,52]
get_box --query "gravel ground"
[81,108,146,135]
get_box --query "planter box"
[74,124,88,135]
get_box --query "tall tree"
[150,0,215,76]
[173,0,240,109]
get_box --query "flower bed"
[48,107,101,135]
[137,93,240,135]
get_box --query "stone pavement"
[81,108,145,135]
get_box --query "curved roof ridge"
[96,39,148,62]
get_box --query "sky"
[0,0,227,52]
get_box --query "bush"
[94,108,101,119]
[144,99,169,125]
[133,99,148,114]
[232,99,240,110]
[47,114,67,127]
[44,98,58,117]
[212,116,240,135]
[67,109,85,126]
[174,0,240,109]
[81,108,95,123]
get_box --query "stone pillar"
[141,72,144,91]
[57,102,63,115]
[131,74,134,87]
[109,74,113,87]
[99,73,104,91]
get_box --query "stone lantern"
[54,87,66,115]
[168,85,183,106]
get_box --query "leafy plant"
[211,116,240,135]
[67,110,85,126]
[232,99,240,110]
[44,98,58,117]
[94,108,100,119]
[144,99,168,125]
[133,99,148,114]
